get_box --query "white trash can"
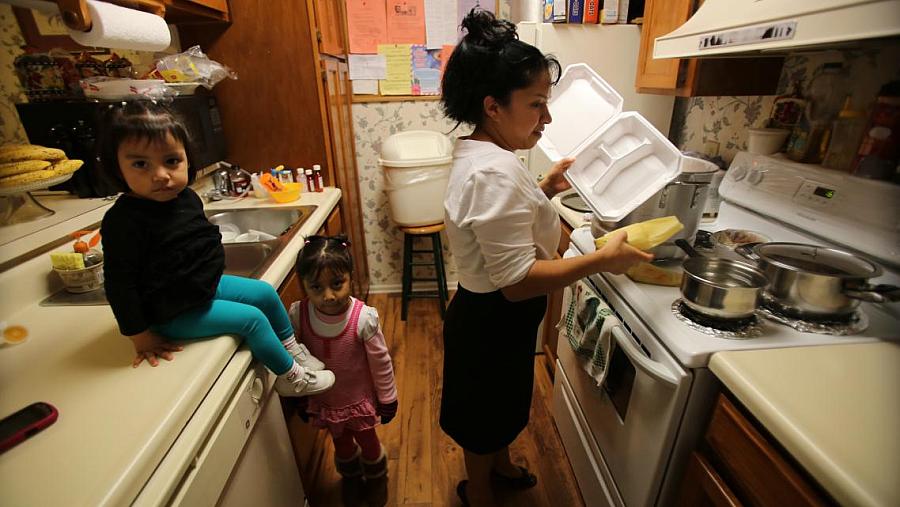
[379,130,453,227]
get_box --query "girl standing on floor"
[439,10,653,507]
[290,235,398,507]
[99,101,334,398]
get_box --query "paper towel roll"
[68,0,171,52]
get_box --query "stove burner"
[759,294,869,335]
[671,299,764,339]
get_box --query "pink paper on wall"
[386,0,426,45]
[346,0,388,54]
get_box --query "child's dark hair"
[296,234,354,283]
[96,100,197,193]
[441,9,561,128]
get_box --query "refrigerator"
[516,21,676,180]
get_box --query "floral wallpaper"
[352,100,464,292]
[670,42,900,163]
[0,5,170,144]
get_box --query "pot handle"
[675,239,701,258]
[735,243,762,262]
[844,284,900,303]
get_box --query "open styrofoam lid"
[538,64,683,222]
[537,63,623,161]
[379,130,453,167]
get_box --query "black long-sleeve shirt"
[101,188,224,336]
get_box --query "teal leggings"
[153,275,295,375]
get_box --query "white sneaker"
[275,366,336,397]
[292,343,326,371]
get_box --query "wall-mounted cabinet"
[164,0,230,23]
[636,0,784,96]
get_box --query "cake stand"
[0,173,74,226]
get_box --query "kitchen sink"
[40,205,317,306]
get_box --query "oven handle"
[610,326,679,387]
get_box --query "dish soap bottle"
[822,96,867,171]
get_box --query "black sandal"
[456,480,470,506]
[491,465,538,490]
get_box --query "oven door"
[555,268,691,507]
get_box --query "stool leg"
[401,233,412,321]
[432,232,447,319]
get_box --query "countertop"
[710,343,900,507]
[0,188,340,506]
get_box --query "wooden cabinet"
[311,0,345,57]
[163,0,229,23]
[635,0,784,96]
[676,394,833,506]
[542,221,574,378]
[180,0,369,298]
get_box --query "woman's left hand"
[539,157,575,198]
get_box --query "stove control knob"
[730,165,748,181]
[748,169,766,185]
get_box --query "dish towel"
[558,280,617,387]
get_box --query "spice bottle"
[304,169,315,192]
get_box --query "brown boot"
[335,446,365,507]
[362,445,388,507]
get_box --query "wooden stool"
[400,223,449,321]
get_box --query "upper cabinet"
[162,0,230,23]
[636,0,783,96]
[311,0,346,57]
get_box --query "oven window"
[603,346,635,420]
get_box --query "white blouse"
[443,138,561,293]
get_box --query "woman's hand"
[592,231,654,274]
[129,330,183,367]
[539,157,575,198]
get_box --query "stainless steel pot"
[592,158,717,260]
[736,242,900,318]
[676,239,769,319]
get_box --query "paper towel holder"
[53,0,166,32]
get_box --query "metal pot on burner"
[591,157,718,260]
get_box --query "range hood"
[654,0,900,59]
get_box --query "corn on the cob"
[0,158,83,188]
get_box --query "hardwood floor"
[300,294,586,507]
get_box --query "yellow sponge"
[50,252,85,271]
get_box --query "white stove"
[553,152,900,507]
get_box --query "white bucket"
[380,130,453,227]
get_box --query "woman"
[439,10,653,506]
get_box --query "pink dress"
[291,298,396,436]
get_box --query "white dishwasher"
[133,350,306,507]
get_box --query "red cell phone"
[0,402,58,454]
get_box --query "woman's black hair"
[295,234,354,284]
[95,100,197,193]
[441,9,561,128]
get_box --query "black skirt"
[439,285,547,455]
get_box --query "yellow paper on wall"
[378,44,412,95]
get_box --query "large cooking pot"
[736,242,900,318]
[676,239,769,319]
[593,157,718,260]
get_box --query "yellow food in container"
[269,182,302,203]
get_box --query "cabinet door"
[324,206,344,236]
[322,57,370,298]
[278,271,305,309]
[676,452,742,507]
[635,0,693,91]
[311,0,345,57]
[705,395,830,507]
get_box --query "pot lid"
[755,243,881,278]
[539,64,683,222]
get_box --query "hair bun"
[460,8,517,49]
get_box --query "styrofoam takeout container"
[538,64,683,222]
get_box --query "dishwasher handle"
[611,326,679,387]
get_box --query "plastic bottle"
[822,96,867,172]
[295,167,305,191]
[228,165,252,196]
[787,63,847,163]
[853,80,900,181]
[304,168,315,192]
[249,172,269,198]
[313,164,324,192]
